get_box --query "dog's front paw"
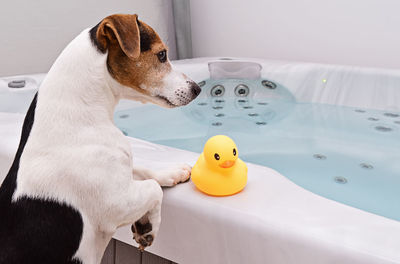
[131,188,162,251]
[131,219,154,251]
[156,164,192,187]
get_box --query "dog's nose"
[189,81,201,97]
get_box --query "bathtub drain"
[384,113,399,118]
[334,176,347,184]
[360,163,373,170]
[8,80,26,88]
[212,106,223,110]
[375,126,392,132]
[261,80,277,89]
[212,122,222,126]
[313,154,327,160]
[198,81,206,87]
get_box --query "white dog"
[0,14,201,264]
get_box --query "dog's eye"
[214,153,220,160]
[233,148,236,156]
[157,50,167,63]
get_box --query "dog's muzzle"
[172,81,201,106]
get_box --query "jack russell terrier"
[0,14,201,264]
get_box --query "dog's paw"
[131,219,154,251]
[156,164,192,187]
[131,195,162,252]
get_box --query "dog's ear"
[95,14,141,59]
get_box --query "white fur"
[160,68,196,106]
[12,29,191,264]
[137,64,196,107]
[133,164,191,187]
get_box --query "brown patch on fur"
[92,14,171,98]
[96,14,141,59]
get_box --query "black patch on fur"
[89,21,106,53]
[0,197,84,264]
[132,220,152,235]
[90,19,154,53]
[0,93,84,264]
[139,25,154,52]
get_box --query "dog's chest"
[15,123,134,203]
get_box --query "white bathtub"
[1,58,399,264]
[0,74,45,179]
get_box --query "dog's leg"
[119,179,163,251]
[131,202,162,251]
[132,164,191,187]
[131,210,159,251]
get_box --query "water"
[115,78,400,222]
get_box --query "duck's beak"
[219,160,235,168]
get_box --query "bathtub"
[0,73,45,178]
[1,58,399,264]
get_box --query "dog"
[0,14,201,264]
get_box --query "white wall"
[0,0,176,76]
[190,0,400,69]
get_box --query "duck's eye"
[214,153,220,160]
[233,148,236,156]
[157,50,167,63]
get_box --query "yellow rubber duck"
[191,135,248,196]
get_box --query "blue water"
[115,78,400,221]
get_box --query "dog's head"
[90,14,201,108]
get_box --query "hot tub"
[1,58,399,264]
[116,60,400,222]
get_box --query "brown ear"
[96,14,140,59]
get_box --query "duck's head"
[203,135,238,169]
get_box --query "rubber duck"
[191,135,248,196]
